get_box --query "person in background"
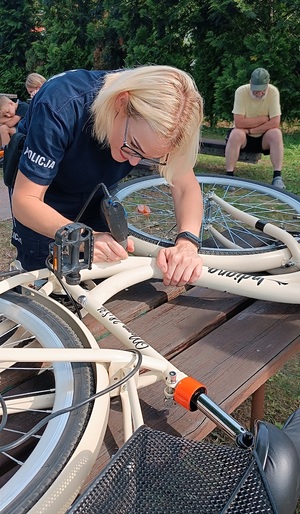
[11,65,204,286]
[25,73,46,99]
[0,96,29,148]
[225,67,285,189]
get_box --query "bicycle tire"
[116,174,300,255]
[0,291,95,514]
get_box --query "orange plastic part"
[174,376,207,411]
[137,204,151,215]
[0,149,4,159]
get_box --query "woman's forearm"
[171,174,203,235]
[12,192,71,239]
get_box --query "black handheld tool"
[101,185,128,249]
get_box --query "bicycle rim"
[116,174,300,255]
[0,292,95,514]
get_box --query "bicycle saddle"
[255,408,300,514]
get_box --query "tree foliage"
[0,0,299,121]
[26,0,104,78]
[0,0,38,98]
[100,0,198,71]
[192,0,300,123]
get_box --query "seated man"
[0,96,29,149]
[225,68,285,189]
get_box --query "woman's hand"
[156,239,203,286]
[93,232,134,262]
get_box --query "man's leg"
[262,128,285,188]
[0,126,9,147]
[225,128,247,176]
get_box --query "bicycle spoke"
[0,292,95,513]
[117,175,300,254]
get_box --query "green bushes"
[0,0,299,123]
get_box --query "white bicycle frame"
[0,259,253,513]
[1,193,300,512]
[2,242,300,306]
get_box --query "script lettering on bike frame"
[207,268,289,286]
[97,306,149,349]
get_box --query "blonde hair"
[0,95,12,115]
[25,73,46,90]
[91,65,203,182]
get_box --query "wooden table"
[83,279,300,486]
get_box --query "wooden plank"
[123,136,262,179]
[200,137,261,164]
[82,279,188,340]
[0,93,17,99]
[200,138,226,156]
[251,383,266,429]
[92,286,252,358]
[85,299,300,487]
[139,300,300,437]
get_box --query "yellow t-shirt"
[232,84,281,136]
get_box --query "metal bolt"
[77,295,87,307]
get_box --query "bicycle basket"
[68,426,277,514]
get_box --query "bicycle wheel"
[0,291,95,514]
[116,174,300,255]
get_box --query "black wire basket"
[68,425,277,514]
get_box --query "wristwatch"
[174,231,201,250]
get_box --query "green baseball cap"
[250,68,270,91]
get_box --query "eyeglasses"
[120,118,169,167]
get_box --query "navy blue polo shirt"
[16,100,29,119]
[13,69,133,270]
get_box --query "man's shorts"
[226,128,270,155]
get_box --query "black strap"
[174,231,201,249]
[3,132,26,188]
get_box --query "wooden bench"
[200,137,261,164]
[83,279,300,485]
[0,93,18,100]
[0,93,31,105]
[127,137,261,178]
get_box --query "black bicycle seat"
[255,408,300,514]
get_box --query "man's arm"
[0,115,21,127]
[246,115,281,135]
[234,113,269,130]
[233,85,281,134]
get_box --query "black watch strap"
[174,231,201,249]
